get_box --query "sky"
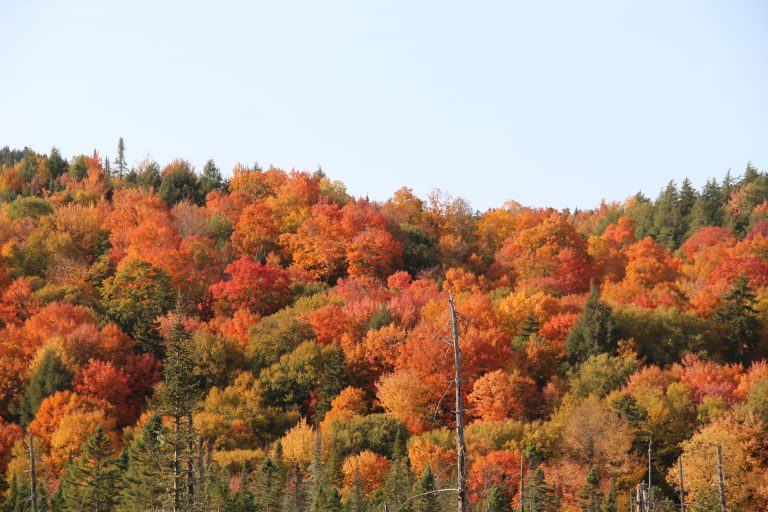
[1,1,767,211]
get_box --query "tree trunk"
[449,291,467,512]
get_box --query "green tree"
[16,349,72,425]
[653,181,684,248]
[601,485,617,512]
[158,161,202,206]
[136,161,161,191]
[117,414,170,512]
[101,259,174,356]
[410,465,438,512]
[578,468,603,512]
[62,426,120,512]
[156,306,199,512]
[715,275,760,364]
[524,467,558,512]
[382,439,412,512]
[199,159,224,196]
[254,445,286,512]
[485,484,510,512]
[46,147,68,180]
[566,283,617,366]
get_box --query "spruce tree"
[653,181,684,248]
[715,275,760,364]
[117,414,170,512]
[485,484,510,512]
[578,468,603,512]
[156,301,199,512]
[350,462,364,512]
[566,283,617,366]
[17,349,72,425]
[410,465,438,512]
[63,426,120,512]
[525,467,558,512]
[199,159,224,196]
[601,485,617,512]
[687,178,723,235]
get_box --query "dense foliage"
[0,143,767,511]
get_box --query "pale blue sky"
[1,1,766,210]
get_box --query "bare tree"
[449,291,468,512]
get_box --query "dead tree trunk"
[449,291,467,512]
[28,432,38,512]
[647,439,653,512]
[717,444,726,512]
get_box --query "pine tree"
[566,283,617,366]
[653,180,684,249]
[254,448,286,512]
[578,468,603,512]
[281,465,306,512]
[199,159,224,196]
[62,426,120,512]
[410,465,438,512]
[715,275,760,364]
[485,484,510,512]
[687,178,723,235]
[678,177,697,234]
[524,467,558,512]
[382,453,412,512]
[117,414,170,512]
[350,462,364,512]
[601,485,617,512]
[17,349,72,425]
[115,138,127,177]
[156,300,199,512]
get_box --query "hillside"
[0,144,766,511]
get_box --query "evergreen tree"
[678,177,697,232]
[115,138,127,177]
[158,161,202,206]
[524,467,558,512]
[17,349,73,425]
[46,147,68,180]
[117,414,170,512]
[382,452,412,512]
[566,283,617,366]
[687,178,723,235]
[410,465,438,512]
[281,465,307,512]
[136,160,162,191]
[653,180,684,248]
[485,484,510,512]
[601,485,617,512]
[350,462,365,512]
[156,300,199,512]
[62,426,120,512]
[254,448,286,512]
[715,276,760,364]
[578,468,603,512]
[199,159,224,196]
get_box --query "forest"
[0,142,766,511]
